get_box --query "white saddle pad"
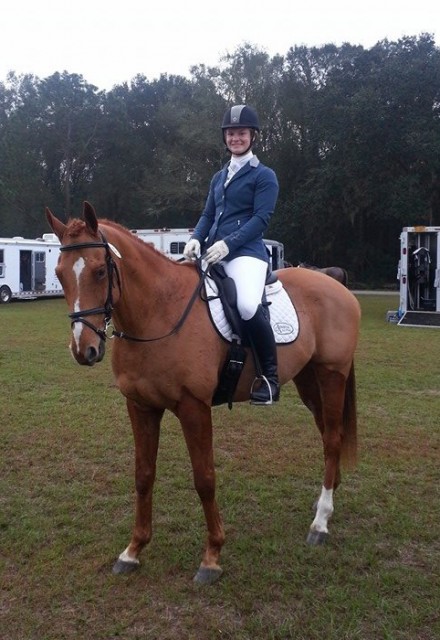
[205,272,299,344]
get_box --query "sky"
[2,1,438,91]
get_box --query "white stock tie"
[226,160,240,185]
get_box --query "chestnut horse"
[298,262,349,287]
[46,202,361,585]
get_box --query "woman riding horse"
[184,105,280,405]
[46,201,361,584]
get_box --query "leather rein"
[60,232,206,343]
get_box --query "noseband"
[60,231,121,341]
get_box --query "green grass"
[1,295,439,639]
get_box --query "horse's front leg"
[113,401,164,574]
[176,396,225,585]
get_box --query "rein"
[112,263,206,343]
[60,232,207,343]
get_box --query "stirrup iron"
[250,375,274,406]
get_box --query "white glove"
[205,240,229,265]
[183,238,201,260]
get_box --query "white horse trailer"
[395,226,440,327]
[0,234,63,303]
[131,227,194,260]
[131,228,285,269]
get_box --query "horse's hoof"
[193,566,223,585]
[307,530,329,546]
[112,558,140,575]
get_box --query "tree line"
[1,34,439,285]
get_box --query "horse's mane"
[65,217,183,265]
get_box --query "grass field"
[0,294,439,640]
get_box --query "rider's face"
[224,128,253,155]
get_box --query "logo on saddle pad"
[273,321,296,336]
[205,277,299,344]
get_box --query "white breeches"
[223,256,268,320]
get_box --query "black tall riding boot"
[243,305,280,405]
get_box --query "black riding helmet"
[221,104,260,153]
[221,104,260,131]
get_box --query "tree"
[1,36,439,285]
[35,72,104,217]
[0,73,48,235]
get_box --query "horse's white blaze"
[310,486,334,533]
[71,257,86,349]
[118,546,140,565]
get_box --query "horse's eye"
[96,266,107,280]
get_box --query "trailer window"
[170,242,186,255]
[0,249,4,277]
[35,252,45,262]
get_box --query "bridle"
[60,231,121,342]
[60,231,207,343]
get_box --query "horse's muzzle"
[71,338,106,366]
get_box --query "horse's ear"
[83,201,98,234]
[45,207,66,241]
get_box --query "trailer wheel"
[0,285,12,303]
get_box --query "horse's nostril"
[84,340,106,365]
[85,346,99,365]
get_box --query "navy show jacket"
[191,156,279,263]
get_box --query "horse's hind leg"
[294,364,346,544]
[113,402,164,574]
[176,396,225,585]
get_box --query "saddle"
[204,263,277,409]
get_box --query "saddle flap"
[205,264,242,339]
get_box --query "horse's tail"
[341,362,357,469]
